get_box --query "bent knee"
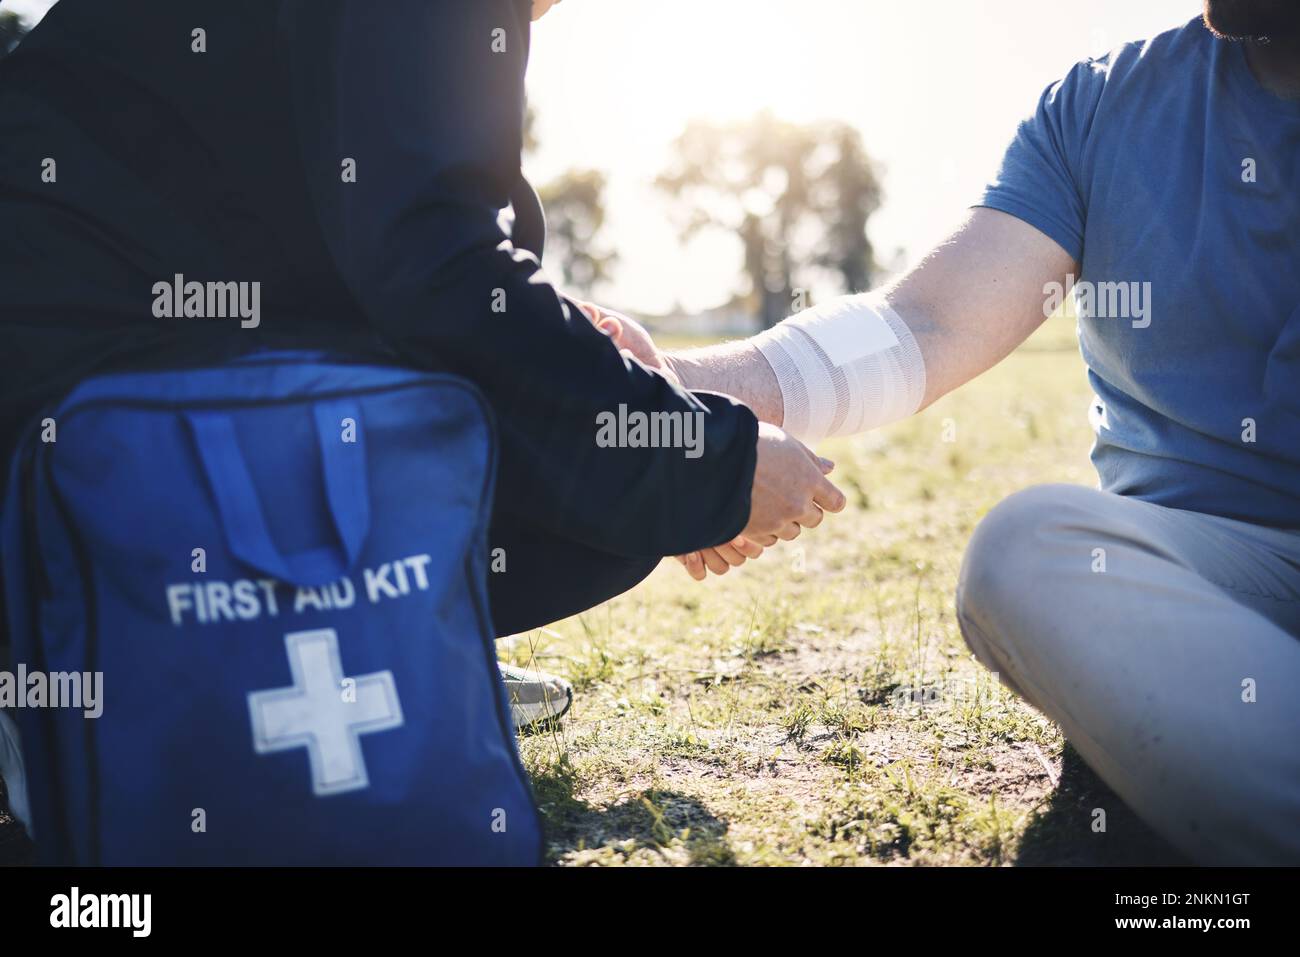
[956,484,1112,645]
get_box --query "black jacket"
[0,0,757,557]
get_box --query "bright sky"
[528,0,1203,312]
[1,0,51,23]
[4,0,1204,313]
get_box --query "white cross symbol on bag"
[248,629,404,796]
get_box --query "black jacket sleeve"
[279,0,756,558]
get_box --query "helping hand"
[675,535,768,581]
[677,424,844,581]
[576,301,679,386]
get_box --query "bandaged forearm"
[753,293,926,444]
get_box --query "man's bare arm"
[667,208,1078,425]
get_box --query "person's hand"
[676,424,845,581]
[744,421,845,541]
[576,301,680,386]
[675,535,767,581]
[531,0,562,21]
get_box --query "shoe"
[498,662,574,730]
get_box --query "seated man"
[623,2,1300,863]
[0,0,844,729]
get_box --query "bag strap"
[185,398,369,587]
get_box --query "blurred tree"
[522,101,540,155]
[657,112,882,328]
[0,11,29,60]
[522,104,617,298]
[537,168,617,295]
[814,124,882,298]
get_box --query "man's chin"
[1204,0,1300,42]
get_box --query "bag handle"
[185,399,370,587]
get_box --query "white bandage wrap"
[754,294,926,444]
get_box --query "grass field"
[507,317,1186,866]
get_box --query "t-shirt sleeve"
[975,58,1108,264]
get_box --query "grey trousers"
[957,484,1300,864]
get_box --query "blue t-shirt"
[979,16,1300,528]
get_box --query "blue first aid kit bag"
[0,352,542,864]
